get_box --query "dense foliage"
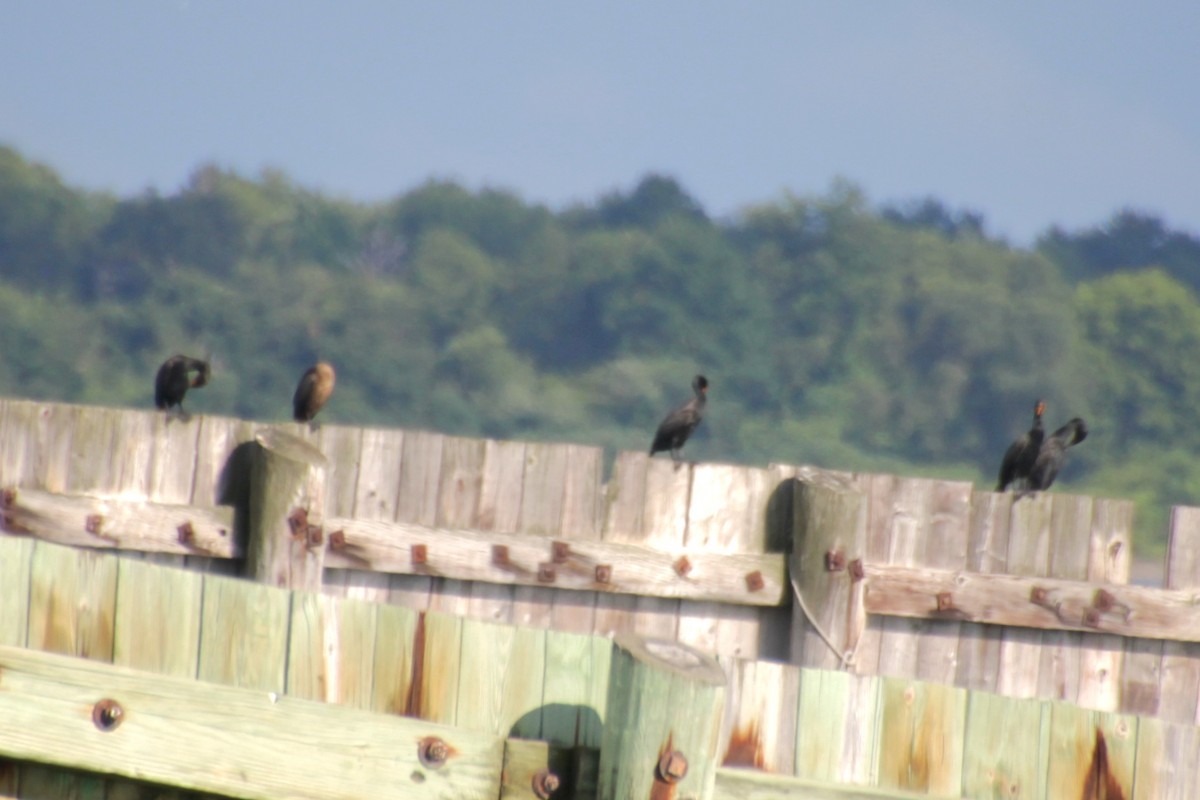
[2,145,1198,555]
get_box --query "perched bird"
[154,355,210,418]
[1025,417,1089,494]
[650,374,708,462]
[996,400,1046,491]
[293,362,336,425]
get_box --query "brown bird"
[996,399,1045,491]
[293,362,336,425]
[649,374,708,462]
[154,355,210,418]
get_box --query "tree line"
[2,145,1198,554]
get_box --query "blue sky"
[3,1,1198,244]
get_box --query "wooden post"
[790,471,868,670]
[243,427,328,591]
[598,634,726,800]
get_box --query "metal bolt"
[656,750,688,784]
[177,521,195,545]
[825,549,845,572]
[418,736,449,769]
[595,564,612,584]
[329,529,346,550]
[492,544,510,567]
[551,540,570,564]
[1093,588,1116,612]
[531,768,561,799]
[936,591,954,612]
[745,571,765,592]
[537,562,557,583]
[673,555,693,578]
[85,514,103,535]
[412,543,428,566]
[0,488,15,507]
[849,558,865,581]
[92,698,124,732]
[1083,608,1103,628]
[288,508,309,538]
[1030,586,1049,606]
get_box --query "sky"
[3,1,1198,245]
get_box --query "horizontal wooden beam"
[0,486,237,558]
[863,563,1200,643]
[324,516,787,607]
[0,644,503,800]
[714,767,962,799]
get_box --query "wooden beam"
[0,486,236,557]
[714,767,966,799]
[0,643,504,800]
[863,563,1200,643]
[324,516,787,607]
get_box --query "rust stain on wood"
[404,612,427,718]
[722,720,764,769]
[1082,729,1125,800]
[650,732,678,800]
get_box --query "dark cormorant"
[154,355,210,417]
[293,362,336,424]
[1025,417,1088,493]
[996,400,1046,491]
[649,374,708,462]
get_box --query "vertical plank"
[334,426,402,604]
[679,464,773,658]
[287,592,378,709]
[755,464,800,662]
[1037,494,1094,705]
[511,442,568,629]
[389,429,443,610]
[317,424,364,519]
[188,414,254,575]
[996,492,1055,699]
[875,677,967,796]
[1044,703,1136,798]
[961,690,1049,798]
[541,629,605,747]
[467,439,525,623]
[794,669,879,785]
[455,618,546,738]
[550,444,604,634]
[0,537,33,647]
[851,472,897,674]
[27,541,118,662]
[427,435,488,619]
[410,610,462,725]
[147,408,204,504]
[1078,497,1132,712]
[595,451,649,638]
[956,490,1012,692]
[1133,717,1200,800]
[717,657,800,775]
[196,573,290,692]
[113,558,203,678]
[368,603,420,715]
[913,479,972,685]
[1158,505,1200,724]
[35,402,77,493]
[875,478,934,680]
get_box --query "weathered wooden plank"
[1038,494,1094,705]
[190,414,255,507]
[411,610,463,725]
[389,429,443,610]
[113,558,203,678]
[468,439,526,624]
[27,541,118,662]
[368,603,421,715]
[316,424,363,519]
[1078,496,1132,711]
[875,478,934,681]
[12,766,105,800]
[1044,702,1135,798]
[456,618,546,738]
[1158,505,1200,725]
[324,516,787,605]
[718,656,800,775]
[863,563,1200,643]
[955,490,1012,693]
[852,473,897,675]
[1133,716,1200,800]
[680,464,775,658]
[0,643,504,800]
[287,592,377,709]
[960,690,1048,798]
[598,635,726,800]
[147,407,203,504]
[794,669,879,786]
[714,767,965,799]
[595,451,650,638]
[996,493,1054,698]
[197,573,290,692]
[875,677,966,796]
[913,479,972,685]
[328,425,399,603]
[541,629,607,747]
[551,444,604,634]
[0,487,236,557]
[431,436,493,620]
[511,442,569,629]
[0,536,33,647]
